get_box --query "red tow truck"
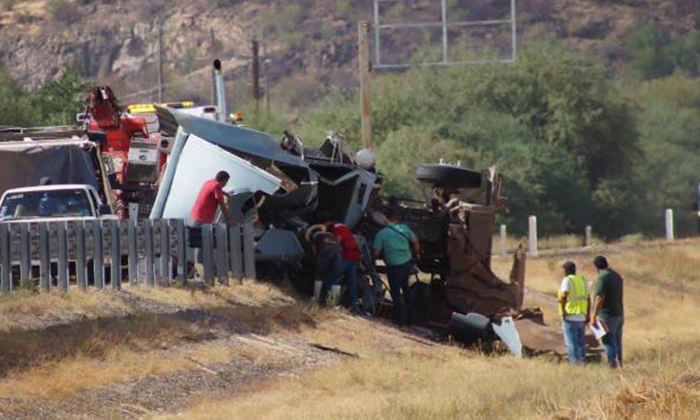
[84,87,219,219]
[83,86,170,219]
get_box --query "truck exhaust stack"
[213,59,228,123]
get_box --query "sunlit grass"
[156,243,700,420]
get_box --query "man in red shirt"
[190,171,233,225]
[190,171,233,271]
[325,222,360,312]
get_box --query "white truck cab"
[0,184,115,223]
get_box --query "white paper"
[590,321,607,340]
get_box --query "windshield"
[0,189,93,220]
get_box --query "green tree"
[296,46,642,238]
[0,67,35,127]
[31,70,89,126]
[632,81,700,236]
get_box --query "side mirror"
[98,204,112,216]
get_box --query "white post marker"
[500,224,507,256]
[528,216,538,258]
[665,208,674,242]
[585,225,592,247]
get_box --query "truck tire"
[415,164,482,189]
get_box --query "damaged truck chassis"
[150,107,542,355]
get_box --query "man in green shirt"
[373,207,420,326]
[591,255,624,368]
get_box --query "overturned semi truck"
[149,108,528,329]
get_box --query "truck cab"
[0,184,114,223]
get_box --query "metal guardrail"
[0,219,256,295]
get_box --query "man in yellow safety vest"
[558,261,590,364]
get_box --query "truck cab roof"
[3,184,100,194]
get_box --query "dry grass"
[152,243,700,420]
[125,280,299,310]
[3,242,700,419]
[153,336,700,420]
[0,310,205,377]
[0,280,319,402]
[0,342,233,400]
[0,288,130,332]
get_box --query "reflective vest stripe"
[558,275,589,317]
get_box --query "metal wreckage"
[0,68,574,358]
[148,102,575,358]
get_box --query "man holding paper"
[591,255,625,369]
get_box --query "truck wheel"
[415,164,482,189]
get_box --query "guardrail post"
[76,221,87,290]
[39,222,51,293]
[585,225,592,247]
[111,220,122,290]
[127,220,138,286]
[216,223,229,286]
[528,216,538,258]
[144,220,155,287]
[19,223,30,284]
[665,208,674,242]
[57,221,69,293]
[202,224,215,285]
[175,219,187,285]
[159,219,171,286]
[229,224,243,282]
[243,222,256,280]
[93,221,105,290]
[499,224,507,257]
[0,224,11,295]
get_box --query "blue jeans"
[601,316,624,368]
[562,320,587,364]
[320,260,358,311]
[386,262,414,326]
[338,260,358,311]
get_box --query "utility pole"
[358,21,373,150]
[251,37,260,113]
[262,34,270,114]
[210,28,217,104]
[157,20,164,103]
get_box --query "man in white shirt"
[558,261,590,364]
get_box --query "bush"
[0,67,36,127]
[2,0,17,11]
[47,0,80,23]
[626,23,700,78]
[0,66,87,127]
[31,69,89,126]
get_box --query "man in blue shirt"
[373,207,420,326]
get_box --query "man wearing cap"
[558,261,590,364]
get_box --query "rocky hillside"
[0,0,697,108]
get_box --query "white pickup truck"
[0,184,119,283]
[0,184,115,223]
